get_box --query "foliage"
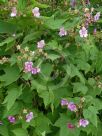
[0,0,102,136]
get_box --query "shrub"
[0,0,102,136]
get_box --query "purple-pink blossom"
[94,12,100,22]
[59,27,67,37]
[79,27,88,38]
[68,102,77,112]
[37,40,45,49]
[24,61,33,72]
[8,116,16,123]
[31,67,40,74]
[32,7,40,17]
[79,119,89,127]
[26,112,34,122]
[93,28,97,35]
[10,7,17,17]
[67,123,75,129]
[61,99,68,106]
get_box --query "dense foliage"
[0,0,102,136]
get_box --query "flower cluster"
[32,7,40,17]
[16,45,35,61]
[8,116,16,123]
[26,112,34,122]
[59,27,67,37]
[7,111,34,124]
[0,56,9,64]
[61,99,89,128]
[24,61,40,75]
[10,7,17,17]
[37,40,45,49]
[61,99,77,112]
[67,119,89,129]
[94,12,100,22]
[79,119,89,127]
[79,27,88,38]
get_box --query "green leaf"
[22,32,41,44]
[12,128,28,136]
[0,125,9,136]
[17,0,27,10]
[3,85,22,110]
[65,64,85,84]
[83,106,98,127]
[0,33,23,47]
[0,65,20,85]
[44,17,67,30]
[3,101,23,118]
[73,82,88,95]
[41,63,53,80]
[55,114,80,136]
[33,114,51,135]
[0,21,17,33]
[37,89,54,107]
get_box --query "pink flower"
[61,99,68,106]
[37,40,45,49]
[93,28,97,35]
[79,27,88,38]
[79,119,89,127]
[67,123,75,129]
[8,116,16,123]
[59,27,67,37]
[24,61,33,72]
[32,7,40,17]
[68,102,77,112]
[26,112,34,122]
[94,12,100,22]
[31,67,40,75]
[10,7,17,17]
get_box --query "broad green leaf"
[0,125,9,136]
[83,106,98,127]
[73,82,88,94]
[0,21,17,33]
[3,85,22,110]
[55,114,80,136]
[44,17,67,30]
[41,63,53,80]
[37,89,54,107]
[34,114,51,134]
[0,33,23,47]
[12,128,28,136]
[22,32,41,44]
[3,101,23,118]
[0,65,20,85]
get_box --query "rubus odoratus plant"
[0,0,102,136]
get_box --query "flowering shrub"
[0,0,102,136]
